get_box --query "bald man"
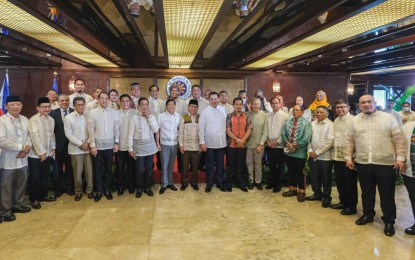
[344,94,406,237]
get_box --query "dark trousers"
[205,148,225,186]
[357,164,396,224]
[309,159,333,200]
[333,160,358,208]
[93,149,114,193]
[116,151,135,190]
[226,147,246,186]
[136,154,154,190]
[54,147,74,193]
[403,175,415,220]
[181,151,200,184]
[177,147,182,172]
[266,147,285,189]
[199,151,206,170]
[285,155,306,190]
[29,157,53,202]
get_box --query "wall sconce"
[272,80,281,93]
[68,75,75,92]
[347,83,355,95]
[317,12,328,24]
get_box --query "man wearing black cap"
[28,97,57,209]
[0,95,32,222]
[130,82,141,109]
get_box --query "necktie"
[63,109,68,117]
[289,119,298,142]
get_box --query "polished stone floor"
[1,185,414,260]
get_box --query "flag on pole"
[0,69,10,113]
[52,71,58,94]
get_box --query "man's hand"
[80,142,89,151]
[51,149,56,158]
[346,160,355,170]
[308,151,317,159]
[113,143,119,153]
[394,160,406,173]
[180,146,185,154]
[91,147,97,157]
[23,145,31,154]
[256,144,264,153]
[129,151,137,159]
[40,153,47,162]
[200,144,207,152]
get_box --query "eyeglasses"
[39,105,51,109]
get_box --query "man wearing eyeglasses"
[0,96,32,222]
[330,100,357,216]
[28,97,57,209]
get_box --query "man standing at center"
[88,92,120,202]
[266,96,289,193]
[49,94,74,198]
[199,92,227,193]
[305,106,334,208]
[246,98,268,190]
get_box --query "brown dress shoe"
[297,193,305,202]
[282,190,297,197]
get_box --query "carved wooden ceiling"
[0,0,414,76]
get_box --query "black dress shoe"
[384,223,395,237]
[330,203,345,210]
[74,193,82,201]
[217,184,226,192]
[404,224,415,235]
[272,186,281,193]
[104,192,113,200]
[239,185,248,192]
[191,183,199,191]
[256,183,264,190]
[3,213,16,222]
[341,208,357,215]
[265,185,274,190]
[180,183,188,191]
[247,183,254,190]
[135,189,143,198]
[167,184,178,191]
[128,187,135,194]
[31,201,41,209]
[67,190,75,196]
[40,196,57,202]
[159,187,167,194]
[322,199,331,208]
[12,204,31,213]
[117,188,124,196]
[94,192,102,202]
[205,185,212,193]
[225,184,232,192]
[355,215,374,225]
[87,192,94,199]
[0,216,3,223]
[145,189,154,197]
[54,191,63,199]
[305,195,322,201]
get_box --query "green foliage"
[394,85,415,111]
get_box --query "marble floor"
[0,185,414,260]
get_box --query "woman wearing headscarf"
[308,90,333,120]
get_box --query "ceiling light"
[0,1,117,67]
[163,0,223,68]
[244,0,415,69]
